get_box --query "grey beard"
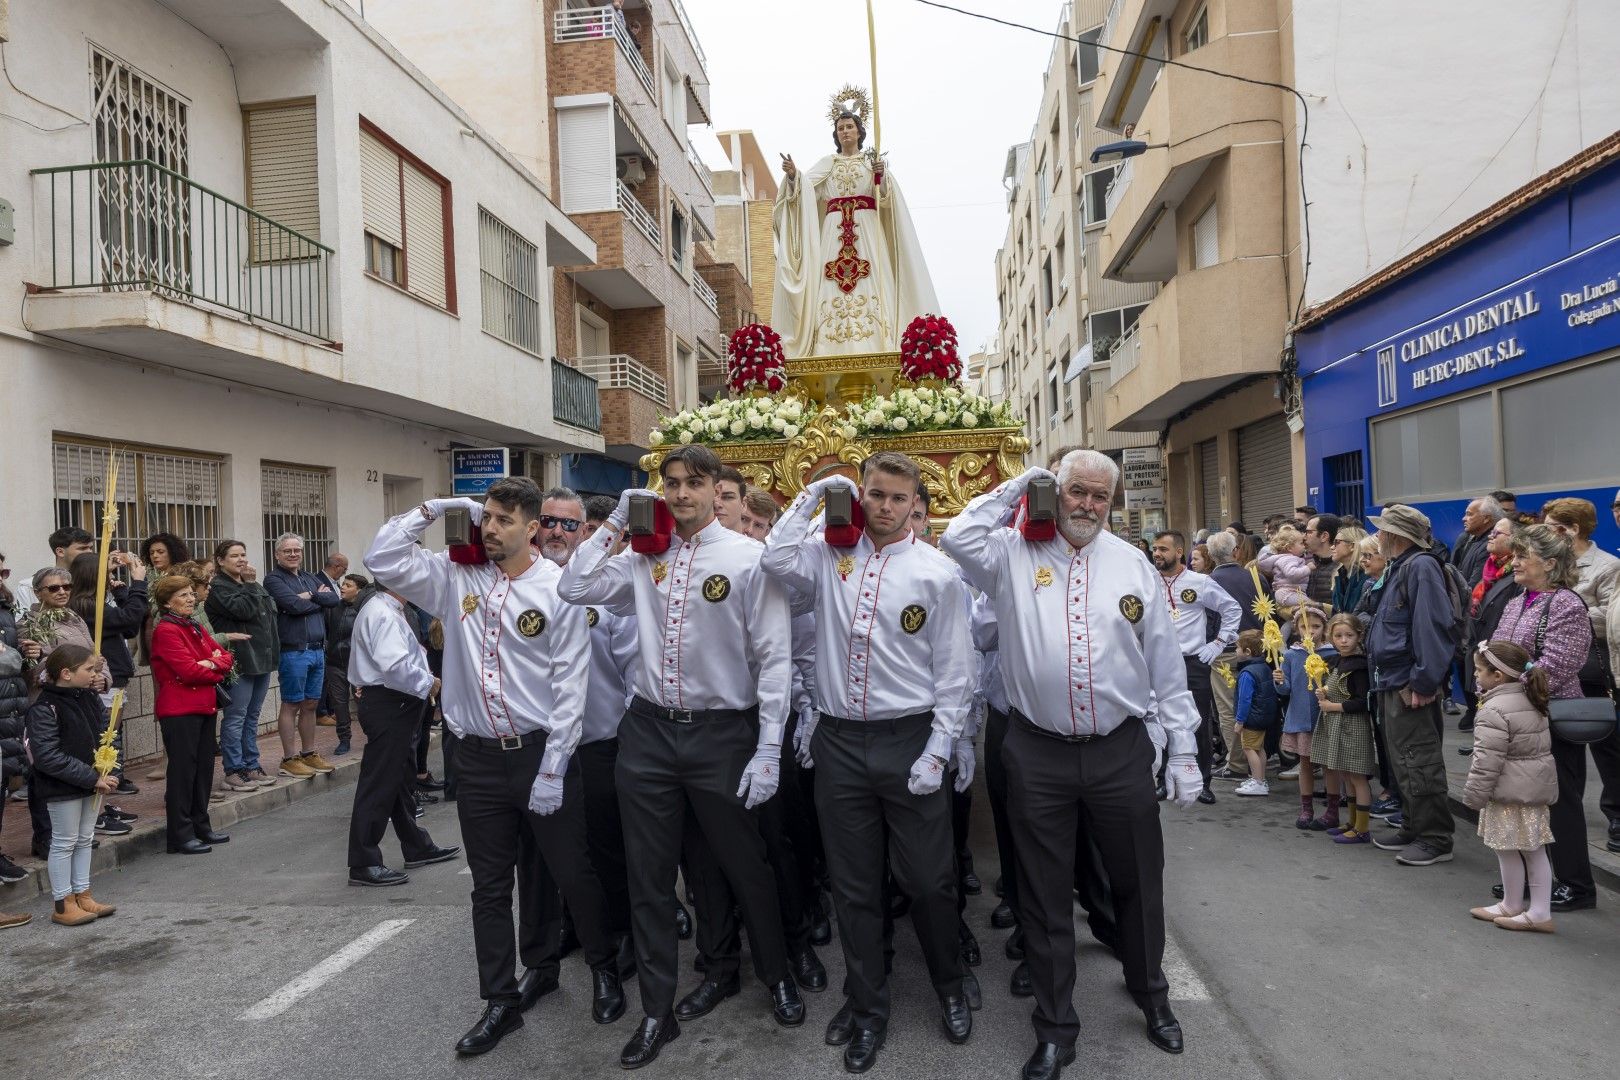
[1060,516,1102,547]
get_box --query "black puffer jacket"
[0,592,30,783]
[326,586,378,669]
[25,684,103,801]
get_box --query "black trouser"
[579,737,632,938]
[1004,714,1167,1049]
[415,700,434,776]
[1184,656,1216,784]
[517,823,563,981]
[1579,678,1620,825]
[813,712,963,1033]
[983,706,1020,922]
[347,687,435,868]
[1549,733,1598,899]
[952,783,973,897]
[27,772,50,853]
[325,664,354,744]
[617,702,789,1018]
[159,713,217,848]
[456,731,615,1005]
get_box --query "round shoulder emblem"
[1180,588,1198,605]
[516,609,547,637]
[702,574,732,603]
[1119,594,1145,624]
[900,604,928,634]
[586,606,600,628]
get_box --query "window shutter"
[246,103,320,254]
[1192,201,1219,269]
[402,162,447,307]
[359,129,403,247]
[557,103,615,214]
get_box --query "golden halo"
[826,84,873,127]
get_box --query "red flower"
[899,313,961,384]
[726,322,787,393]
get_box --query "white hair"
[1472,496,1505,523]
[275,532,303,548]
[1055,449,1120,494]
[1206,532,1237,565]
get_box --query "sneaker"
[0,854,27,884]
[113,777,139,796]
[316,715,338,727]
[1369,798,1401,819]
[94,814,132,836]
[104,806,138,823]
[249,768,277,786]
[301,753,336,774]
[1385,812,1405,828]
[1196,787,1216,805]
[209,787,226,803]
[0,910,32,930]
[1278,766,1301,781]
[1371,832,1413,851]
[280,757,317,779]
[1550,883,1596,912]
[1234,779,1270,797]
[1210,766,1248,783]
[1395,841,1453,866]
[222,772,258,792]
[333,741,351,757]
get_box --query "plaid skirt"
[1313,711,1376,775]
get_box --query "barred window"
[53,439,223,561]
[261,462,334,572]
[477,207,542,356]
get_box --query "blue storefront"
[1297,142,1620,552]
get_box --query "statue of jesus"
[771,88,939,358]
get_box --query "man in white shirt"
[366,477,625,1057]
[1149,530,1240,805]
[344,585,459,886]
[943,450,1201,1080]
[559,444,804,1069]
[762,451,974,1072]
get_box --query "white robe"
[771,152,939,358]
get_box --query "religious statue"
[771,86,939,359]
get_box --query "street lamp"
[1089,139,1167,164]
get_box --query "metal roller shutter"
[1238,415,1292,526]
[1197,438,1221,530]
[246,103,320,245]
[401,163,447,307]
[359,129,403,246]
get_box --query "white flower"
[917,405,934,420]
[891,416,909,431]
[678,430,694,444]
[783,424,800,439]
[841,425,858,439]
[746,410,764,427]
[864,410,883,426]
[962,412,979,427]
[771,416,786,432]
[730,420,746,435]
[650,430,665,446]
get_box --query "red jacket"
[150,615,233,717]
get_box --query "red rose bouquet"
[726,323,787,394]
[899,314,961,383]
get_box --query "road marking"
[240,919,416,1020]
[1163,934,1211,1002]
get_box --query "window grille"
[478,207,542,355]
[261,463,333,572]
[53,440,222,561]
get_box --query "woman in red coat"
[146,575,234,854]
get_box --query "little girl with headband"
[1462,640,1559,932]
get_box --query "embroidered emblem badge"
[900,604,928,634]
[1119,594,1145,624]
[702,574,732,603]
[516,609,546,637]
[586,607,600,628]
[460,593,479,616]
[836,555,856,581]
[651,562,669,586]
[1180,588,1198,605]
[1034,566,1054,589]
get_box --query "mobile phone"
[824,486,854,528]
[1027,476,1058,522]
[628,494,657,536]
[443,508,472,546]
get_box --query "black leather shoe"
[196,828,230,845]
[1607,819,1620,853]
[939,993,972,1043]
[415,790,441,804]
[415,772,446,791]
[1022,1041,1076,1080]
[961,868,982,895]
[1005,929,1026,961]
[843,1027,885,1074]
[1009,960,1034,998]
[1551,883,1597,912]
[619,1014,678,1069]
[675,977,739,1020]
[404,845,460,868]
[349,865,409,887]
[455,1003,523,1055]
[673,900,693,940]
[1144,1004,1184,1053]
[994,875,1005,897]
[825,999,856,1046]
[962,969,982,1011]
[592,967,627,1024]
[1197,786,1217,805]
[959,921,981,966]
[168,839,212,855]
[770,978,806,1026]
[516,967,559,1011]
[810,908,832,945]
[990,902,1017,929]
[790,946,828,991]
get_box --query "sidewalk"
[0,721,437,902]
[1441,715,1620,893]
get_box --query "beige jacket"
[1463,682,1557,810]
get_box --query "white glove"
[906,752,947,796]
[952,737,976,793]
[423,497,485,524]
[528,770,564,816]
[609,488,660,531]
[1163,753,1202,808]
[800,474,858,518]
[1148,721,1168,779]
[1196,641,1225,666]
[994,466,1054,504]
[795,706,819,768]
[736,745,782,809]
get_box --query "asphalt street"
[5,776,1618,1080]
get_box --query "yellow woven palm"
[1304,648,1330,692]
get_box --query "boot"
[52,896,97,926]
[75,890,116,917]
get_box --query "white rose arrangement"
[650,394,808,447]
[843,386,1016,436]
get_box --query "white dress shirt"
[1158,568,1241,657]
[762,492,973,758]
[559,518,793,746]
[365,508,590,776]
[581,602,639,745]
[791,610,818,716]
[971,591,1009,715]
[348,592,436,699]
[942,488,1200,757]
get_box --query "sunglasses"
[539,515,582,532]
[0,568,9,580]
[40,583,71,593]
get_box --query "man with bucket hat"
[1366,504,1458,866]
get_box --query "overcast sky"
[681,0,1061,353]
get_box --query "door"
[577,306,610,359]
[1197,438,1221,530]
[1237,415,1293,527]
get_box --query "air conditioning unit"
[616,155,647,185]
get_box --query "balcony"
[694,273,719,316]
[1103,257,1287,430]
[24,160,342,384]
[553,359,602,432]
[564,181,666,308]
[554,5,656,98]
[1094,0,1176,134]
[574,352,668,460]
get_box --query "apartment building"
[0,0,603,757]
[1089,0,1620,533]
[365,0,724,494]
[992,1,1159,527]
[711,129,775,326]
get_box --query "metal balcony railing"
[694,273,718,315]
[618,180,663,249]
[1108,322,1142,385]
[686,142,712,193]
[31,160,334,342]
[1104,157,1133,221]
[552,359,602,432]
[554,5,656,97]
[670,0,709,70]
[574,353,668,407]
